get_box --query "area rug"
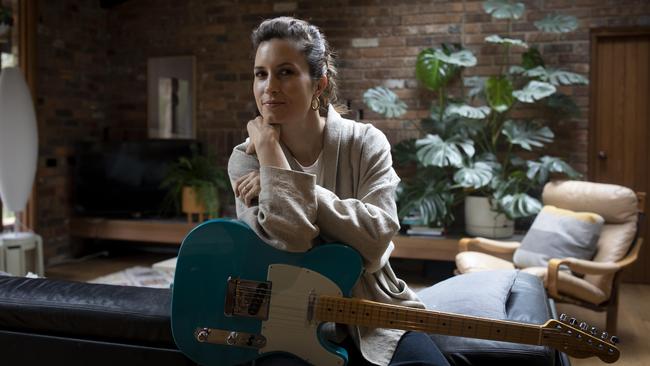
[89,266,173,288]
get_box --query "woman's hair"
[251,17,345,114]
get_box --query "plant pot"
[182,186,218,223]
[0,23,10,41]
[464,196,514,239]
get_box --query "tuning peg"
[590,326,599,335]
[569,317,577,326]
[600,331,609,340]
[579,321,589,331]
[610,335,619,344]
[559,313,567,322]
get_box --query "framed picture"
[147,56,195,139]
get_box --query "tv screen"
[73,139,201,218]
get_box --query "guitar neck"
[314,295,543,346]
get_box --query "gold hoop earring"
[310,96,320,111]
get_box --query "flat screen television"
[72,139,201,218]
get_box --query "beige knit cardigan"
[227,105,425,366]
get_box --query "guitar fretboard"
[315,295,542,345]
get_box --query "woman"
[228,16,449,366]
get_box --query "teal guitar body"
[171,219,364,366]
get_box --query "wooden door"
[589,28,650,284]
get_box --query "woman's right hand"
[245,115,280,155]
[235,170,261,207]
[245,115,291,170]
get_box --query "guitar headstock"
[541,313,620,363]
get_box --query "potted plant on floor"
[364,0,582,237]
[161,147,230,223]
[0,5,13,42]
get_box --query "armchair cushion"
[513,205,604,269]
[456,251,515,274]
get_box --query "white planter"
[464,196,514,239]
[0,24,10,39]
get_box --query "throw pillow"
[513,205,604,269]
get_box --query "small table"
[0,232,44,276]
[392,235,459,261]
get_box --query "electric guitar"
[171,219,620,366]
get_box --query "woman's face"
[253,38,317,124]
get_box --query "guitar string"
[227,288,546,342]
[224,287,615,352]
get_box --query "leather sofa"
[0,270,567,366]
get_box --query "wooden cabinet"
[70,217,460,260]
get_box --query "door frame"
[588,27,650,181]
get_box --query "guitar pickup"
[224,277,272,320]
[195,327,266,349]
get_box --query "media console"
[70,217,460,261]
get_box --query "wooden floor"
[45,252,650,365]
[557,284,650,366]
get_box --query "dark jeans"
[254,331,450,366]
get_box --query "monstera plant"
[364,0,582,231]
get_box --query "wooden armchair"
[455,180,645,333]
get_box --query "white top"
[296,150,323,177]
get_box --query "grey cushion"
[514,205,604,268]
[418,270,555,366]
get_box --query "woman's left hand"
[235,170,261,207]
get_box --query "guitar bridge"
[224,277,272,320]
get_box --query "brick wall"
[35,0,650,263]
[36,0,109,263]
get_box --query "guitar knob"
[569,318,577,325]
[559,313,567,322]
[579,322,589,331]
[610,335,619,344]
[601,331,609,340]
[590,326,599,335]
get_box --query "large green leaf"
[445,103,491,119]
[392,139,418,166]
[522,47,545,69]
[509,65,526,75]
[433,49,477,67]
[464,76,486,99]
[534,14,578,33]
[416,134,474,168]
[416,48,457,91]
[513,80,556,103]
[523,66,588,86]
[485,76,514,113]
[485,34,529,48]
[363,87,407,118]
[454,161,494,189]
[499,193,542,219]
[483,0,525,19]
[545,93,581,119]
[526,156,582,185]
[397,175,455,226]
[502,120,554,150]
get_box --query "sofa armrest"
[458,237,521,255]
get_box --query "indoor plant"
[161,147,230,220]
[0,5,12,40]
[364,0,582,235]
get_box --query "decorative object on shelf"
[147,56,195,139]
[0,5,12,42]
[364,1,583,236]
[161,146,230,223]
[0,67,43,276]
